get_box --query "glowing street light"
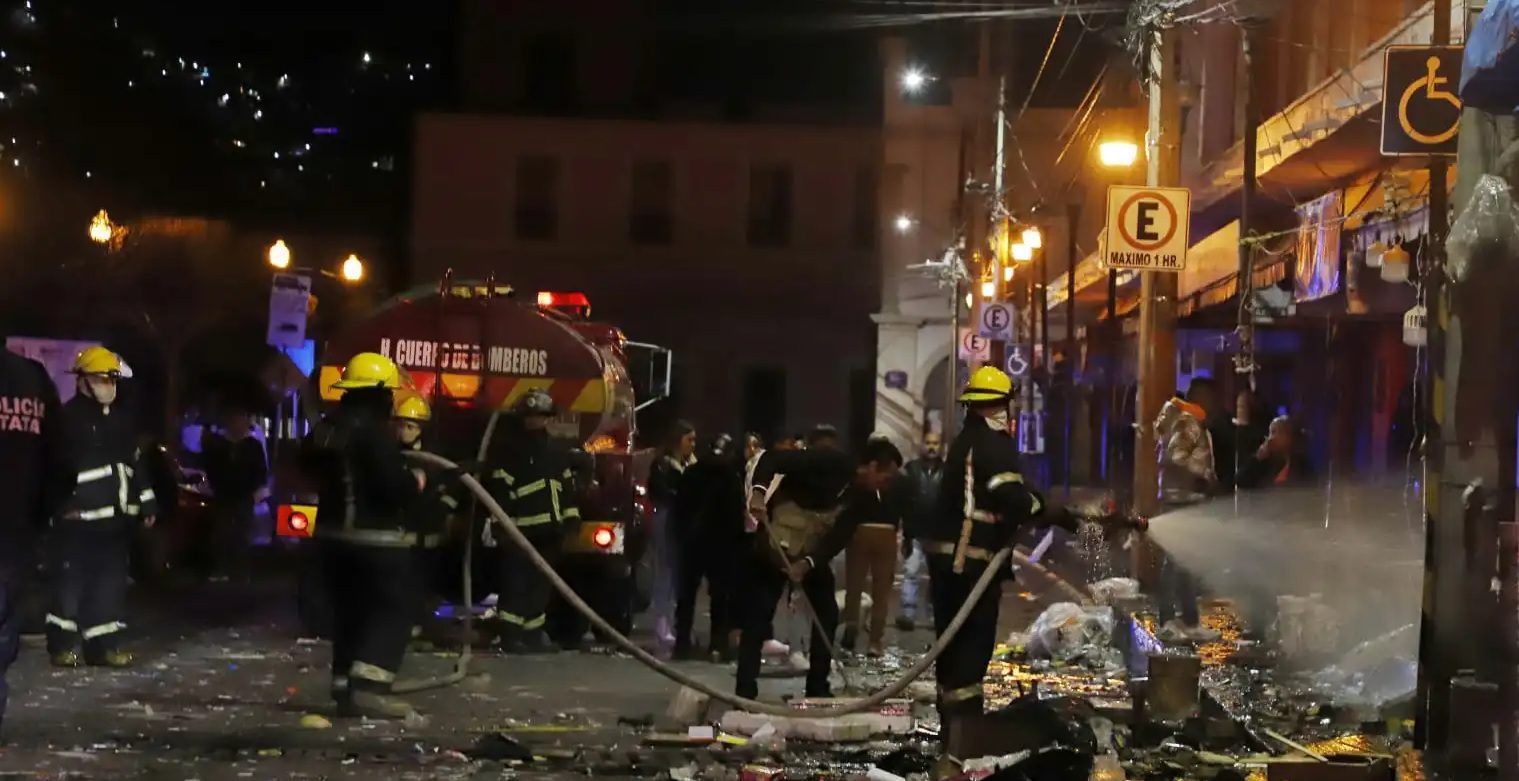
[1003,264,1015,282]
[894,213,915,234]
[1012,242,1034,262]
[980,279,996,298]
[900,66,929,94]
[1022,227,1043,249]
[267,239,291,269]
[88,210,115,244]
[1099,139,1140,168]
[340,253,364,282]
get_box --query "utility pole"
[1131,29,1182,519]
[1065,201,1080,498]
[1418,0,1455,754]
[1234,22,1260,487]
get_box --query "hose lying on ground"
[405,449,1041,717]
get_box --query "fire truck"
[277,276,670,640]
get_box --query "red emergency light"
[536,291,592,319]
[277,504,318,538]
[591,527,616,549]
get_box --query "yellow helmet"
[72,346,131,378]
[332,352,402,390]
[959,365,1013,403]
[393,391,431,422]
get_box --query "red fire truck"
[279,276,669,639]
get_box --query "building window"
[629,159,674,245]
[851,167,878,250]
[747,163,793,248]
[515,155,559,240]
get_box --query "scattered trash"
[1089,578,1141,606]
[255,748,282,758]
[469,733,535,762]
[1024,603,1116,663]
[668,685,713,726]
[670,764,699,781]
[299,714,332,730]
[748,723,786,754]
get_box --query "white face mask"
[83,376,118,407]
[984,408,1010,433]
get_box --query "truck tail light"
[592,527,616,549]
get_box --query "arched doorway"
[922,355,951,436]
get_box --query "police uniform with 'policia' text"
[0,349,69,732]
[47,347,156,669]
[306,352,422,720]
[924,366,1048,724]
[485,388,580,653]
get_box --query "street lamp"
[894,213,915,234]
[900,66,929,94]
[980,279,996,299]
[1022,227,1043,249]
[1003,264,1015,282]
[340,253,364,283]
[88,210,115,245]
[267,239,291,270]
[1012,242,1034,262]
[1098,140,1140,168]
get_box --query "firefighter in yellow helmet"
[390,391,459,649]
[303,352,423,719]
[47,347,156,669]
[923,366,1077,739]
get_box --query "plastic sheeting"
[1447,174,1519,283]
[1461,0,1519,112]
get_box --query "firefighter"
[0,348,70,732]
[306,352,422,719]
[391,391,457,648]
[46,347,157,669]
[924,366,1072,730]
[485,388,580,654]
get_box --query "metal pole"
[1235,24,1260,493]
[1417,0,1453,751]
[1132,29,1182,520]
[1065,202,1080,499]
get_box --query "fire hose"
[394,448,1101,717]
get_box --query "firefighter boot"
[88,650,134,669]
[342,689,419,721]
[50,650,81,668]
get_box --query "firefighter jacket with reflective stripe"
[925,414,1043,573]
[303,404,421,547]
[57,395,157,525]
[485,431,581,529]
[0,352,70,575]
[405,440,461,549]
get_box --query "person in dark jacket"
[895,430,943,631]
[201,405,268,581]
[484,388,582,654]
[1238,416,1315,489]
[841,435,909,656]
[47,347,157,670]
[305,352,422,719]
[735,430,901,700]
[391,391,458,647]
[0,347,70,733]
[673,433,745,661]
[926,366,1076,728]
[647,421,696,655]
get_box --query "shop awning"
[1188,1,1465,213]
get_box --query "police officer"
[485,388,580,654]
[0,347,70,732]
[47,347,157,669]
[924,366,1059,729]
[392,391,458,647]
[306,352,422,719]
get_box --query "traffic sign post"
[1380,46,1462,157]
[267,273,313,349]
[978,302,1015,343]
[1104,185,1190,272]
[957,327,990,366]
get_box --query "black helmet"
[514,388,556,417]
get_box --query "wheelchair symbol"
[1398,55,1461,146]
[1005,347,1029,378]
